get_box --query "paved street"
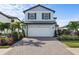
[4,37,73,55]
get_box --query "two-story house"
[23,4,58,37]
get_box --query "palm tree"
[20,21,26,37]
[15,22,21,33]
[11,19,22,33]
[10,20,18,33]
[67,21,79,32]
[3,23,10,34]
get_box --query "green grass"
[64,41,79,48]
[0,46,10,48]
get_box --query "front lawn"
[58,35,79,48]
[0,46,10,48]
[64,41,79,48]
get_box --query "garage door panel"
[28,25,54,37]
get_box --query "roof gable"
[23,4,55,13]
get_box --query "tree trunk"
[7,29,8,34]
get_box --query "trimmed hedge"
[0,32,24,46]
[0,37,14,46]
[58,35,79,41]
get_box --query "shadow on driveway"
[12,37,47,47]
[23,40,45,47]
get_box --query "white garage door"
[28,25,55,37]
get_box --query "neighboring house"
[0,12,21,34]
[0,12,20,23]
[23,4,58,37]
[59,26,68,31]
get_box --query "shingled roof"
[23,4,55,13]
[0,12,19,19]
[0,11,21,21]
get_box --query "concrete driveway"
[4,37,73,55]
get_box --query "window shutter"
[49,13,51,19]
[42,13,44,19]
[35,13,36,19]
[28,13,29,19]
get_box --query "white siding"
[24,6,55,21]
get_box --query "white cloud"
[0,4,35,20]
[56,19,69,27]
[57,17,79,27]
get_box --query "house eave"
[24,21,56,24]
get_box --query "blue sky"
[0,4,79,27]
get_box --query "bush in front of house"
[12,32,18,42]
[5,37,14,45]
[18,32,24,40]
[0,37,14,46]
[74,31,79,36]
[58,35,79,41]
[0,37,6,45]
[0,31,24,46]
[59,29,71,35]
[11,32,24,42]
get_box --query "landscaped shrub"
[0,37,14,46]
[60,29,71,35]
[7,33,12,38]
[58,35,79,41]
[74,31,79,36]
[11,32,23,42]
[0,38,4,45]
[12,32,18,41]
[22,29,25,37]
[5,37,14,45]
[0,31,23,46]
[58,29,61,35]
[0,33,2,36]
[18,32,23,39]
[0,37,6,45]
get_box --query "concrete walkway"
[67,48,79,55]
[0,48,12,55]
[4,37,73,55]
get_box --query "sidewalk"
[66,48,79,55]
[58,41,79,55]
[0,48,12,55]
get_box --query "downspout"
[27,24,28,37]
[53,17,57,37]
[54,24,57,37]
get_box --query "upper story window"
[28,13,36,19]
[42,13,51,19]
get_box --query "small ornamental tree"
[67,21,79,32]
